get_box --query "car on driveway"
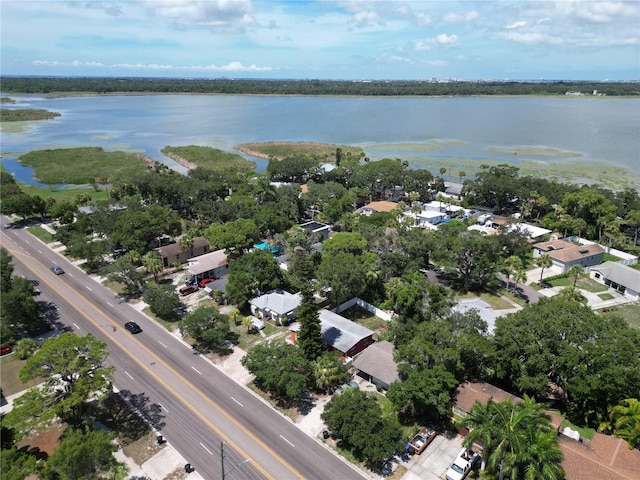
[51,266,65,275]
[179,285,198,296]
[198,278,214,288]
[445,447,479,480]
[124,322,142,334]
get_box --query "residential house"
[454,381,640,480]
[403,208,445,228]
[357,200,398,216]
[590,261,640,300]
[352,340,400,390]
[506,223,552,242]
[185,249,229,282]
[318,309,375,359]
[532,239,604,273]
[249,289,302,325]
[299,221,331,241]
[156,236,210,268]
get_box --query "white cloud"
[350,10,382,28]
[33,60,105,67]
[443,10,479,23]
[414,33,459,51]
[505,21,526,29]
[141,0,255,31]
[33,59,271,72]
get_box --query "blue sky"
[1,1,639,80]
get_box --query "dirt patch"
[162,151,198,170]
[17,423,65,459]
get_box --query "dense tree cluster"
[2,76,638,97]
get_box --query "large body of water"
[1,94,638,187]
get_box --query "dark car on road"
[124,322,142,334]
[51,266,64,275]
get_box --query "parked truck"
[445,447,480,480]
[407,425,437,454]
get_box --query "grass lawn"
[456,291,514,309]
[602,253,623,262]
[598,303,640,329]
[339,305,388,332]
[547,275,608,293]
[598,293,615,301]
[27,225,55,244]
[555,412,596,440]
[0,355,46,396]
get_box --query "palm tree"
[502,255,523,292]
[439,167,447,178]
[458,170,466,183]
[513,268,528,293]
[241,316,254,333]
[567,264,584,288]
[142,251,163,283]
[535,254,553,283]
[600,398,640,450]
[461,396,563,480]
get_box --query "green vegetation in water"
[0,108,61,122]
[235,141,363,162]
[369,142,443,152]
[488,145,583,158]
[17,147,150,184]
[162,145,255,171]
[0,97,15,104]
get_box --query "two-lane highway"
[1,220,366,480]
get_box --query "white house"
[590,262,640,300]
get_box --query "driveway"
[396,432,463,480]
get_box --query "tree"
[105,256,145,296]
[241,342,310,406]
[297,287,324,361]
[321,231,368,256]
[1,275,42,337]
[0,447,38,480]
[142,283,181,319]
[43,427,126,480]
[316,252,369,306]
[535,254,553,282]
[13,338,38,360]
[179,306,231,351]
[5,333,114,433]
[387,365,458,423]
[226,249,286,308]
[501,255,523,292]
[567,264,584,287]
[313,352,348,393]
[203,218,260,257]
[493,297,640,427]
[599,398,640,450]
[110,204,181,254]
[321,388,403,468]
[142,250,163,282]
[461,396,564,480]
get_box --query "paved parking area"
[384,431,463,480]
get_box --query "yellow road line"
[6,245,305,480]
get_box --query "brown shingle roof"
[455,382,640,480]
[533,239,604,262]
[363,201,398,213]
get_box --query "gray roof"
[249,289,302,316]
[352,341,400,387]
[319,309,374,354]
[186,249,228,275]
[591,261,640,290]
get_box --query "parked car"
[198,278,214,288]
[179,285,198,296]
[185,276,198,286]
[124,322,142,334]
[407,425,438,454]
[51,266,64,275]
[112,248,127,259]
[1,345,12,356]
[445,448,479,480]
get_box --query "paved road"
[1,220,367,480]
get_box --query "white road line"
[200,442,213,455]
[125,371,134,380]
[231,397,243,407]
[191,366,202,375]
[73,322,80,329]
[37,249,42,254]
[280,435,295,447]
[86,286,92,291]
[159,404,169,413]
[106,302,113,307]
[158,341,168,348]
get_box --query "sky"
[1,0,639,81]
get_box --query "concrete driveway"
[395,432,464,480]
